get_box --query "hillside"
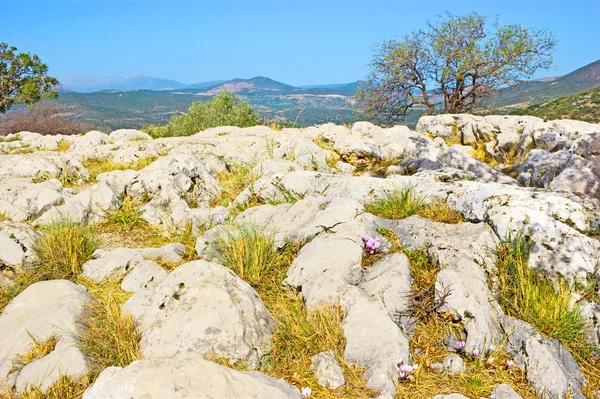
[492,59,600,109]
[510,86,600,123]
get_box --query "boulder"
[123,260,274,368]
[310,351,345,389]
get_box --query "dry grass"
[366,186,464,224]
[210,164,259,207]
[11,335,59,373]
[0,375,92,399]
[0,212,8,222]
[82,156,157,181]
[314,135,341,169]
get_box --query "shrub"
[33,220,100,279]
[144,91,259,138]
[0,103,94,136]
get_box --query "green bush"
[144,91,259,138]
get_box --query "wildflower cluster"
[362,234,381,255]
[301,386,312,398]
[456,340,515,371]
[326,193,341,199]
[398,358,418,379]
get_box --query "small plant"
[34,220,100,279]
[105,197,144,230]
[211,224,276,284]
[362,234,381,255]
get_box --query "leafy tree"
[145,91,259,137]
[0,43,58,113]
[356,13,557,124]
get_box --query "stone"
[0,280,92,393]
[82,359,302,399]
[433,394,471,399]
[310,351,345,389]
[432,354,466,375]
[123,260,274,368]
[0,222,39,270]
[502,317,587,399]
[121,260,168,293]
[108,129,152,143]
[489,384,523,399]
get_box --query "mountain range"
[51,59,600,130]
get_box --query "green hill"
[509,86,600,123]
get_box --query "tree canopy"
[0,42,58,113]
[356,13,557,124]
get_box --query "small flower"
[412,364,419,371]
[506,359,515,368]
[472,349,479,357]
[301,387,312,398]
[489,345,496,353]
[456,341,465,350]
[487,357,494,365]
[333,193,341,198]
[215,215,224,225]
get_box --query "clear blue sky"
[2,0,599,86]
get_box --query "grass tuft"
[211,224,276,285]
[82,156,157,181]
[33,220,100,280]
[1,375,92,399]
[105,197,144,230]
[366,186,464,224]
[11,334,59,373]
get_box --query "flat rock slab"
[82,359,302,399]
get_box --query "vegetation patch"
[82,155,157,181]
[1,375,92,399]
[210,164,259,208]
[104,196,144,230]
[493,233,600,393]
[75,277,141,371]
[395,245,536,398]
[366,186,464,224]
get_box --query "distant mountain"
[493,59,600,109]
[59,74,187,93]
[185,80,226,89]
[510,86,600,123]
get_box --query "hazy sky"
[2,0,599,86]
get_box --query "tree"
[144,91,259,138]
[0,42,58,113]
[356,13,557,124]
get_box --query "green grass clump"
[366,186,464,224]
[105,197,144,230]
[33,220,100,280]
[211,224,276,285]
[82,155,157,181]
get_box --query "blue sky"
[2,0,599,86]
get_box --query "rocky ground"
[0,114,599,398]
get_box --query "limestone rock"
[311,351,345,389]
[82,359,301,399]
[123,260,274,368]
